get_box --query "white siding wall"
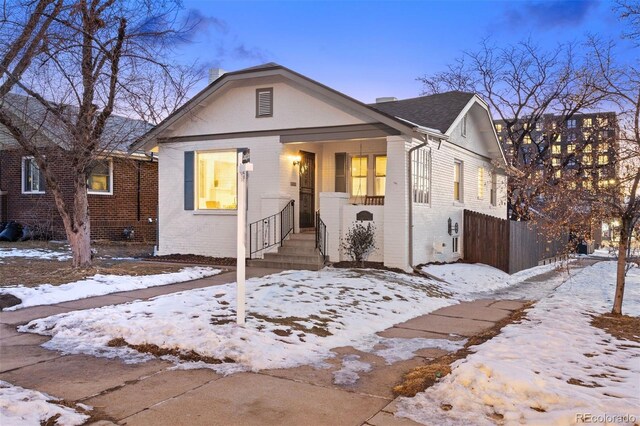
[412,141,508,266]
[157,135,283,257]
[169,80,374,138]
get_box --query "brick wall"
[0,147,158,242]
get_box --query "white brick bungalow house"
[131,63,507,270]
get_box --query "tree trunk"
[612,222,629,315]
[62,175,92,268]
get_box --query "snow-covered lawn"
[421,260,571,297]
[21,269,462,374]
[2,267,221,310]
[0,247,71,261]
[397,261,640,425]
[0,380,89,426]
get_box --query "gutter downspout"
[407,137,428,269]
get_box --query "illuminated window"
[197,151,237,210]
[551,122,557,130]
[412,148,431,204]
[22,157,45,194]
[568,182,577,190]
[552,158,561,167]
[477,167,485,199]
[374,155,387,196]
[567,144,576,153]
[582,155,593,165]
[583,131,591,140]
[351,156,368,197]
[598,155,609,165]
[495,123,503,132]
[552,145,562,154]
[584,145,593,153]
[523,135,532,144]
[583,118,593,128]
[87,160,112,194]
[583,180,593,190]
[555,170,562,178]
[599,143,609,152]
[597,117,608,127]
[454,160,463,201]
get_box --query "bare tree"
[418,39,610,221]
[0,0,201,267]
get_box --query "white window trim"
[87,158,114,196]
[195,149,238,211]
[21,156,45,194]
[453,160,464,204]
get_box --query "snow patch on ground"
[374,338,466,364]
[0,248,71,261]
[2,267,221,310]
[0,380,89,426]
[21,269,455,373]
[422,260,572,299]
[333,355,372,385]
[397,261,640,425]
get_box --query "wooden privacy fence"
[463,210,568,274]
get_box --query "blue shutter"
[184,151,194,210]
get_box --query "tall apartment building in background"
[494,112,619,245]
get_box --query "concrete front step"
[277,246,319,256]
[246,259,325,270]
[264,253,324,264]
[288,233,315,240]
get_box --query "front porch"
[250,132,413,270]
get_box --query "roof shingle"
[369,91,475,133]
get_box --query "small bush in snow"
[340,222,377,267]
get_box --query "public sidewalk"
[0,263,583,426]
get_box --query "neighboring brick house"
[0,93,158,242]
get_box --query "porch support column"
[384,135,412,271]
[320,192,349,261]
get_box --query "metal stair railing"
[248,200,295,259]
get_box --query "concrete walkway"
[0,264,569,425]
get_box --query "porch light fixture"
[291,154,302,166]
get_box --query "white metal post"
[236,151,246,325]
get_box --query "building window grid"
[412,148,431,204]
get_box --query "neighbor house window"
[523,135,532,144]
[597,117,608,127]
[477,167,485,199]
[453,160,463,202]
[582,155,593,165]
[552,158,561,167]
[599,143,609,152]
[22,157,45,194]
[552,145,561,155]
[584,144,593,153]
[567,119,577,129]
[256,88,273,117]
[495,123,502,133]
[374,155,387,196]
[567,144,576,153]
[412,147,431,204]
[197,151,237,210]
[87,160,112,194]
[583,118,592,128]
[350,155,368,197]
[597,154,609,165]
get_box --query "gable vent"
[256,88,273,117]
